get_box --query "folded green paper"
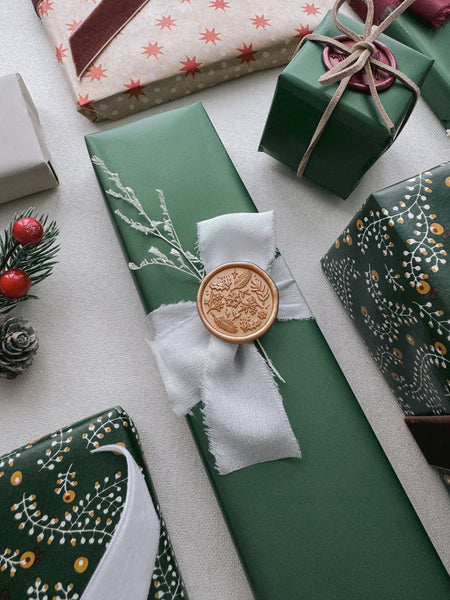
[0,407,187,599]
[259,11,433,198]
[322,162,450,492]
[385,13,450,129]
[86,103,450,599]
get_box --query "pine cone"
[0,316,39,379]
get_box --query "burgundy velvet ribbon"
[405,416,450,471]
[69,0,150,77]
[348,0,450,28]
[32,0,150,77]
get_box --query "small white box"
[0,73,58,204]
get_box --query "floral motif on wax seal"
[197,262,279,343]
[322,36,397,93]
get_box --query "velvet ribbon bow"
[147,211,312,475]
[296,0,420,178]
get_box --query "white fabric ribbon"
[81,445,160,600]
[148,211,312,474]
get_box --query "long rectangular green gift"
[385,13,450,129]
[259,11,433,198]
[322,162,450,493]
[0,407,187,600]
[85,103,450,599]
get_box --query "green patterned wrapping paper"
[0,407,187,600]
[385,14,450,129]
[259,11,433,198]
[322,162,450,491]
[85,103,450,599]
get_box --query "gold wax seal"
[197,262,279,344]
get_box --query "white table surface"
[1,2,449,598]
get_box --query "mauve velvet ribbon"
[348,0,450,28]
[33,0,150,77]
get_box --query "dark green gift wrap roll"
[85,103,450,599]
[259,11,433,198]
[322,162,450,493]
[0,407,187,599]
[385,13,450,129]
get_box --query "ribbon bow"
[148,212,311,475]
[296,0,420,178]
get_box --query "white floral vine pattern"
[81,410,132,449]
[357,171,447,289]
[0,547,21,577]
[321,256,360,318]
[323,165,450,491]
[0,408,187,599]
[152,516,185,599]
[11,471,126,546]
[37,430,73,472]
[361,266,417,343]
[27,578,79,600]
[54,465,78,501]
[413,301,450,341]
[369,343,403,375]
[397,344,450,415]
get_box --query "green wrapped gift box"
[322,162,450,492]
[259,11,433,198]
[0,407,187,600]
[385,13,450,129]
[85,103,450,599]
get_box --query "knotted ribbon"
[148,211,312,475]
[296,0,420,178]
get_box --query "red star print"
[180,0,192,3]
[155,15,176,30]
[294,24,312,38]
[77,94,94,110]
[38,0,54,16]
[236,43,257,64]
[209,0,230,10]
[66,19,83,33]
[55,44,68,64]
[251,15,270,29]
[179,56,202,77]
[85,64,108,82]
[123,79,146,100]
[142,41,164,59]
[199,28,221,45]
[302,3,321,16]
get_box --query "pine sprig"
[0,208,59,314]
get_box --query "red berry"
[12,217,44,246]
[0,269,31,299]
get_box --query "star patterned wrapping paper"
[0,407,188,600]
[33,0,329,122]
[322,163,450,492]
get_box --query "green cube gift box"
[385,13,450,129]
[259,11,433,198]
[322,162,450,491]
[85,103,450,598]
[0,407,187,600]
